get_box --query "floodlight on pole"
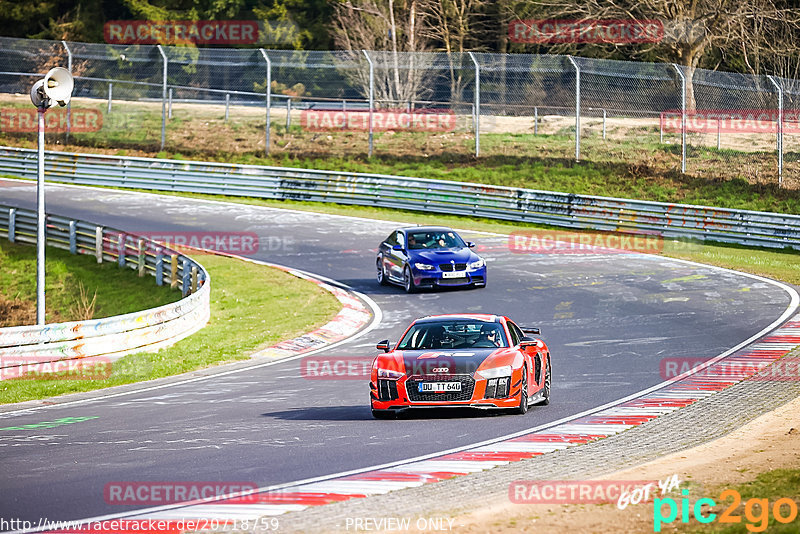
[29,67,74,325]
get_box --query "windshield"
[407,230,466,250]
[397,320,508,350]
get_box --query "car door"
[386,230,408,281]
[508,320,537,392]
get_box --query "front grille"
[406,375,475,402]
[437,277,469,286]
[440,263,467,272]
[377,379,399,401]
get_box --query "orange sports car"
[370,314,551,418]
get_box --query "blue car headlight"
[414,262,434,271]
[468,258,485,269]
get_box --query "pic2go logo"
[654,488,799,532]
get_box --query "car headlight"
[414,263,434,271]
[378,368,404,380]
[468,258,485,269]
[477,365,512,379]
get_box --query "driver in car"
[475,325,502,347]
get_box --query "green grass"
[678,469,800,533]
[0,249,340,404]
[0,240,181,325]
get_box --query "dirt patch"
[0,296,34,327]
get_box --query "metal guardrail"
[0,202,210,373]
[1,146,800,250]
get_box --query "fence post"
[157,44,168,151]
[672,64,686,174]
[8,208,16,243]
[259,48,272,156]
[225,93,230,122]
[61,40,72,145]
[567,56,580,161]
[717,116,721,150]
[362,50,374,157]
[155,252,164,286]
[602,109,607,140]
[107,83,113,113]
[534,107,538,135]
[168,87,173,119]
[117,233,126,267]
[468,51,480,157]
[191,265,198,294]
[170,254,178,289]
[286,98,291,130]
[767,75,783,186]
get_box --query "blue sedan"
[376,226,487,293]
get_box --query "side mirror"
[376,340,391,352]
[392,244,403,251]
[466,241,475,248]
[522,327,541,336]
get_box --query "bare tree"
[420,0,487,102]
[330,0,432,104]
[511,0,800,109]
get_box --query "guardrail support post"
[259,48,272,156]
[138,239,145,277]
[36,108,46,326]
[191,265,198,294]
[8,208,15,243]
[170,254,178,289]
[107,83,113,113]
[117,233,126,267]
[468,51,480,157]
[69,220,76,254]
[567,56,580,161]
[155,253,164,286]
[767,75,783,186]
[363,50,374,157]
[157,44,168,151]
[62,40,72,145]
[95,227,103,263]
[672,64,686,174]
[182,259,191,296]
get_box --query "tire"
[377,257,389,286]
[372,409,396,419]
[403,266,417,293]
[512,365,529,415]
[535,363,551,406]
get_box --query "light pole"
[29,67,74,325]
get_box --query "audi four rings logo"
[432,367,450,373]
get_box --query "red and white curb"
[75,313,800,528]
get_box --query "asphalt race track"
[0,179,795,526]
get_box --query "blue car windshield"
[407,231,465,250]
[397,320,508,350]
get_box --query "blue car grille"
[440,263,467,272]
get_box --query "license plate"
[441,271,466,279]
[418,382,462,393]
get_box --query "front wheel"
[403,266,417,294]
[512,365,529,415]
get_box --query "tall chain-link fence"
[0,36,794,187]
